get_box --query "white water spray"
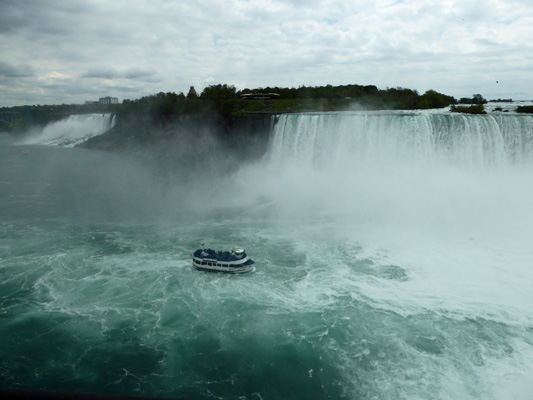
[235,111,533,322]
[3,110,533,399]
[244,113,533,229]
[25,113,116,147]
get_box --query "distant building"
[99,96,119,105]
[241,93,280,100]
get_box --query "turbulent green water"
[1,111,533,400]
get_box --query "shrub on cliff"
[450,104,486,114]
[516,106,533,114]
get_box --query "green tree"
[186,86,198,101]
[459,94,487,104]
[472,94,487,104]
[416,90,456,109]
[200,84,237,101]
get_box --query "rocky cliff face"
[78,113,273,178]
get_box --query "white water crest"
[25,113,116,147]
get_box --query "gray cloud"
[80,68,162,83]
[81,68,119,80]
[0,62,35,78]
[1,0,532,106]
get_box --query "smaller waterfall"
[25,114,116,147]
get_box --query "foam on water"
[241,112,533,315]
[2,111,533,399]
[227,111,533,398]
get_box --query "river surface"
[1,110,533,399]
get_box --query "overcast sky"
[1,0,532,107]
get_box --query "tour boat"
[192,247,255,273]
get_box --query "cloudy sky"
[1,0,532,107]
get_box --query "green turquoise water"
[1,112,533,400]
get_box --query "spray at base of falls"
[2,110,533,400]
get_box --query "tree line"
[2,83,467,131]
[117,83,458,123]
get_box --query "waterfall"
[267,112,533,170]
[233,111,533,235]
[25,113,116,147]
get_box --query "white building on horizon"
[99,96,119,105]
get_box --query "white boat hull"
[193,262,255,274]
[192,256,255,274]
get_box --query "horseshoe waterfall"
[1,110,533,400]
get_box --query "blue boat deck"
[193,248,249,262]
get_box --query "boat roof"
[193,248,248,261]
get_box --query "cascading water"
[267,112,533,169]
[24,113,116,147]
[1,110,533,399]
[239,110,533,340]
[237,111,533,398]
[253,112,533,228]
